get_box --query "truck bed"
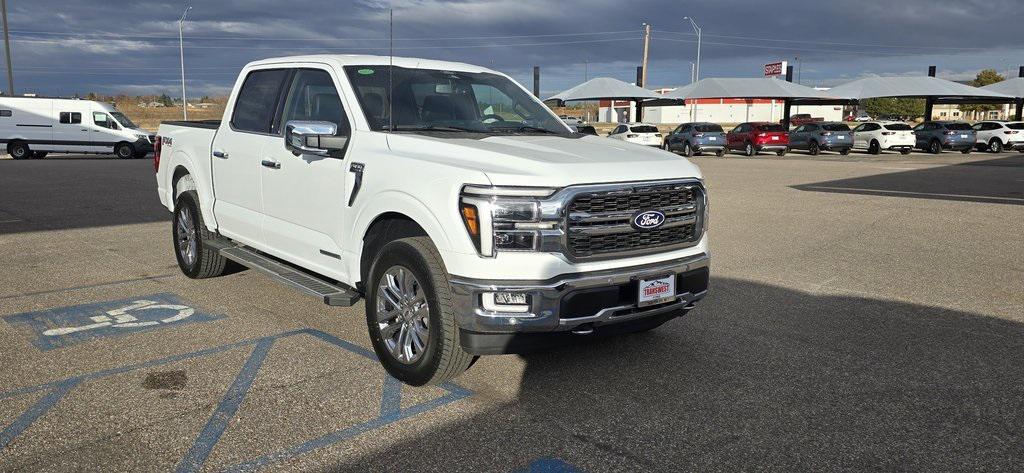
[161,120,221,130]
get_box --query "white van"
[0,97,154,159]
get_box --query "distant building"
[600,87,843,124]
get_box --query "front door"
[88,111,121,152]
[259,67,352,281]
[211,67,292,248]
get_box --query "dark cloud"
[6,0,1024,97]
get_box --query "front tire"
[114,142,135,159]
[172,190,229,279]
[8,141,31,160]
[366,236,475,386]
[988,139,1003,153]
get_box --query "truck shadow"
[791,154,1024,205]
[335,277,1024,471]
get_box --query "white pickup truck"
[155,55,709,386]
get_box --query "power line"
[4,28,641,42]
[11,36,639,51]
[653,28,991,52]
[650,36,994,57]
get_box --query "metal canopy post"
[1016,66,1024,121]
[635,66,644,122]
[782,66,794,128]
[532,66,540,98]
[924,66,937,120]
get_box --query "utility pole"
[1,0,14,96]
[584,60,588,82]
[683,17,701,81]
[178,3,192,120]
[640,23,651,88]
[690,62,695,83]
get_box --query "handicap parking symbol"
[4,292,223,351]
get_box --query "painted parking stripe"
[0,379,81,450]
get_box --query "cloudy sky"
[5,0,1024,98]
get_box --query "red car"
[727,122,789,156]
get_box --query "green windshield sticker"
[357,68,375,75]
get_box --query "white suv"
[608,123,663,147]
[852,121,915,155]
[972,121,1024,153]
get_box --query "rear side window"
[1007,123,1024,130]
[59,112,82,124]
[883,123,911,131]
[630,125,658,133]
[759,124,786,132]
[231,68,290,133]
[0,109,11,117]
[694,123,723,132]
[944,122,971,131]
[822,123,850,131]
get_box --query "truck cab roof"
[247,54,498,75]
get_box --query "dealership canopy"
[657,77,836,101]
[979,77,1024,98]
[545,77,662,102]
[824,76,1014,103]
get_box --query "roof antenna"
[388,8,394,133]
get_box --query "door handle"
[213,150,229,158]
[348,162,364,207]
[261,160,281,169]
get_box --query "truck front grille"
[566,182,703,259]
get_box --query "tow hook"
[571,324,594,335]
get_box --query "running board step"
[218,245,361,307]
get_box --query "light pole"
[1,0,14,96]
[683,16,701,82]
[178,3,192,120]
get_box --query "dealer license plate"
[837,135,846,139]
[960,134,968,139]
[708,136,717,141]
[771,136,779,141]
[638,275,676,307]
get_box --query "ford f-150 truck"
[154,55,709,386]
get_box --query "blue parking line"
[513,458,583,473]
[0,379,81,449]
[379,375,403,421]
[176,337,275,473]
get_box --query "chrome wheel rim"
[176,207,197,267]
[375,265,429,364]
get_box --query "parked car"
[788,122,852,155]
[972,120,1024,153]
[0,96,154,159]
[726,122,788,156]
[154,55,710,386]
[559,115,582,126]
[608,123,663,147]
[852,121,915,155]
[913,121,975,154]
[663,122,726,157]
[787,113,824,127]
[571,124,597,135]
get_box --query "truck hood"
[386,133,703,187]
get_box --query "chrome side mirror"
[285,120,345,156]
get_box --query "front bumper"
[450,252,708,335]
[133,137,154,153]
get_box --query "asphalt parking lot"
[1,150,1023,471]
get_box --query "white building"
[599,89,844,125]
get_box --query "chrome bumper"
[449,253,709,333]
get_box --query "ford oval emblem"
[632,210,666,230]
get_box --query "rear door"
[211,67,291,247]
[259,66,353,280]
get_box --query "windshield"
[630,125,659,133]
[943,122,972,131]
[884,123,912,131]
[822,123,850,131]
[694,124,723,132]
[344,66,569,135]
[109,111,138,129]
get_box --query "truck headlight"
[459,185,560,257]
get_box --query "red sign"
[764,61,786,77]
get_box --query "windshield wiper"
[387,124,487,133]
[489,124,560,134]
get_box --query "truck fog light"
[494,231,536,250]
[482,292,531,313]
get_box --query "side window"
[853,124,865,133]
[0,109,11,117]
[231,68,290,133]
[794,125,806,133]
[93,112,117,129]
[59,112,82,124]
[280,68,350,137]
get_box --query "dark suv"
[663,122,727,157]
[913,121,976,154]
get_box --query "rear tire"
[776,148,787,157]
[929,139,942,154]
[715,149,725,157]
[988,139,1003,153]
[868,140,881,155]
[8,141,31,160]
[900,149,912,155]
[114,142,135,159]
[366,236,476,386]
[682,141,694,157]
[839,148,851,156]
[961,148,972,155]
[744,142,755,157]
[172,190,229,279]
